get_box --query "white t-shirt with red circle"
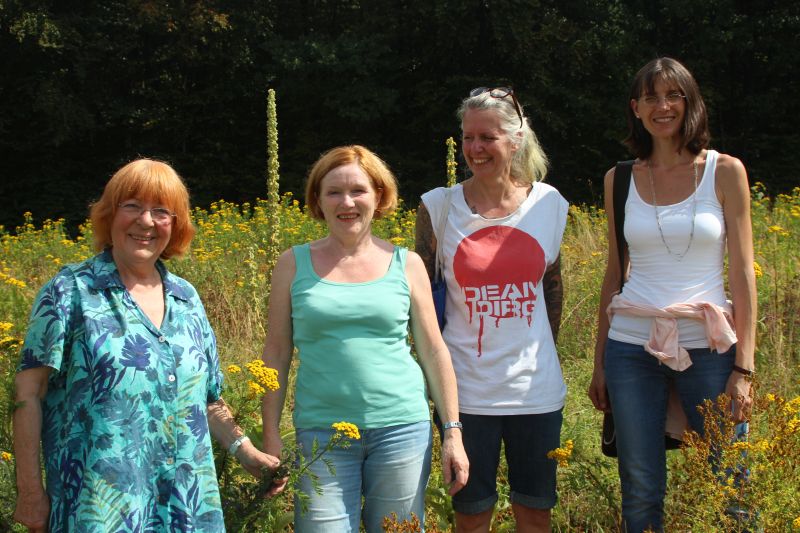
[422,182,568,415]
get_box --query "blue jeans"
[294,421,432,533]
[604,339,736,533]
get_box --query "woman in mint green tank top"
[260,145,469,532]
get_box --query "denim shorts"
[436,410,563,514]
[294,421,432,532]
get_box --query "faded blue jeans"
[294,421,432,532]
[604,339,736,533]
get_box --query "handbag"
[601,161,682,457]
[431,189,453,331]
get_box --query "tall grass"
[0,185,797,531]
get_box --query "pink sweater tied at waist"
[607,295,738,371]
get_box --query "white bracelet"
[442,421,463,431]
[228,435,250,456]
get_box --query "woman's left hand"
[726,372,753,423]
[236,440,287,495]
[441,431,469,496]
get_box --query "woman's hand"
[441,430,469,496]
[588,367,610,413]
[261,432,289,497]
[14,489,49,532]
[237,440,288,497]
[726,372,753,423]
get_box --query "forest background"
[1,0,799,231]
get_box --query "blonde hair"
[90,159,196,259]
[305,145,399,220]
[458,91,549,183]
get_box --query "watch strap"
[228,435,251,456]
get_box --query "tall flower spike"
[446,137,457,187]
[265,88,281,290]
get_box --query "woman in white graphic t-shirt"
[416,87,569,533]
[588,57,756,532]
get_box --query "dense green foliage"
[2,0,799,229]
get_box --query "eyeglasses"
[118,202,176,224]
[470,87,524,128]
[639,92,686,107]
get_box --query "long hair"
[457,90,549,183]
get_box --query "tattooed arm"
[415,202,437,281]
[542,254,564,344]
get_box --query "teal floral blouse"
[18,250,225,532]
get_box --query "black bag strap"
[613,160,635,291]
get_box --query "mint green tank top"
[290,244,430,429]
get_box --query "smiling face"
[461,108,518,181]
[111,198,173,268]
[631,78,686,142]
[317,163,382,237]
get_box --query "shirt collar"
[89,249,191,302]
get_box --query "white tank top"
[609,150,727,348]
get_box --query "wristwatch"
[731,364,755,378]
[442,421,463,431]
[228,435,251,456]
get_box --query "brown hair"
[304,145,399,220]
[90,159,196,259]
[624,57,710,159]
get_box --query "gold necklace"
[648,160,699,261]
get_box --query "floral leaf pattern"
[18,251,225,532]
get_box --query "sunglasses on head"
[469,87,524,128]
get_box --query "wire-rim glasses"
[639,92,686,107]
[469,86,524,128]
[118,202,176,225]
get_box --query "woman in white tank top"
[587,58,757,532]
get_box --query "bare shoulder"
[406,250,426,269]
[715,152,747,178]
[272,248,297,280]
[603,166,616,187]
[713,152,749,203]
[275,248,296,267]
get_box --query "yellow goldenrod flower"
[794,516,800,528]
[0,451,12,462]
[784,397,800,416]
[332,421,361,440]
[753,261,763,278]
[247,380,266,397]
[767,225,790,237]
[227,364,242,374]
[245,360,280,391]
[731,441,750,452]
[753,439,770,453]
[547,439,573,467]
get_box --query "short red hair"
[304,145,399,221]
[90,159,196,259]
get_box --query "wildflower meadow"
[1,108,798,529]
[1,180,798,531]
